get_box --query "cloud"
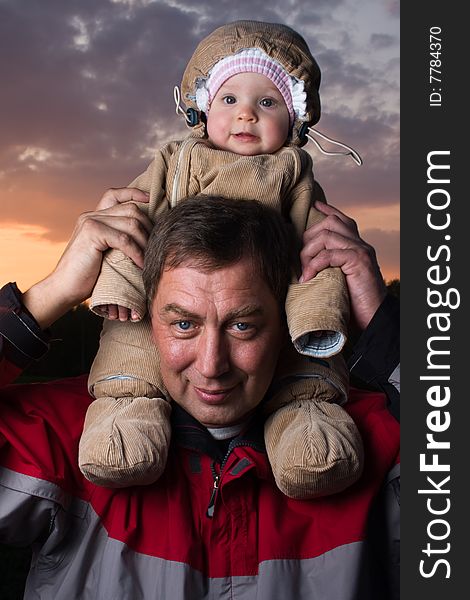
[370,32,396,50]
[0,0,399,274]
[18,147,53,163]
[384,0,400,18]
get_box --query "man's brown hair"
[143,195,293,312]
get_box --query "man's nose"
[195,330,230,379]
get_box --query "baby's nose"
[237,103,257,121]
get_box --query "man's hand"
[22,188,152,329]
[300,200,387,330]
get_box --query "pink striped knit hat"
[194,48,305,125]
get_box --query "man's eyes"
[170,320,257,336]
[230,322,257,336]
[173,320,194,332]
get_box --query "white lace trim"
[194,48,307,120]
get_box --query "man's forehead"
[157,259,259,292]
[154,261,277,317]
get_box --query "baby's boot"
[264,378,363,499]
[79,395,171,487]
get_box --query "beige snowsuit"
[91,138,349,353]
[80,20,364,499]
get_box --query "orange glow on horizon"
[0,224,67,292]
[1,212,400,296]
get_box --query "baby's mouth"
[233,132,259,141]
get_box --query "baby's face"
[206,72,290,156]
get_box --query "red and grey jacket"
[0,283,400,599]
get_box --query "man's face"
[151,258,284,427]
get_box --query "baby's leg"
[263,345,363,499]
[80,317,171,487]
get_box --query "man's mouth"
[193,385,238,404]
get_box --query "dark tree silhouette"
[19,303,102,382]
[386,279,400,298]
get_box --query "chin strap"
[173,86,186,118]
[174,85,200,127]
[304,126,363,166]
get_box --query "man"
[0,192,399,599]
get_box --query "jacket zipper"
[206,461,220,518]
[205,440,260,518]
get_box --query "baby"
[81,20,363,499]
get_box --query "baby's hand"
[104,304,140,322]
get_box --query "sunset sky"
[0,0,399,292]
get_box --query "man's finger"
[90,201,154,235]
[311,201,359,235]
[300,230,353,269]
[85,220,146,268]
[97,187,150,211]
[88,214,150,251]
[103,228,146,269]
[301,248,350,282]
[303,216,356,247]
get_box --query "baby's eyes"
[260,98,274,107]
[222,95,237,104]
[220,96,276,107]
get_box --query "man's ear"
[148,310,161,347]
[150,324,158,346]
[147,303,158,346]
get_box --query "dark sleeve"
[0,282,50,369]
[367,463,400,600]
[347,294,400,421]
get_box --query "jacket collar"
[171,404,266,462]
